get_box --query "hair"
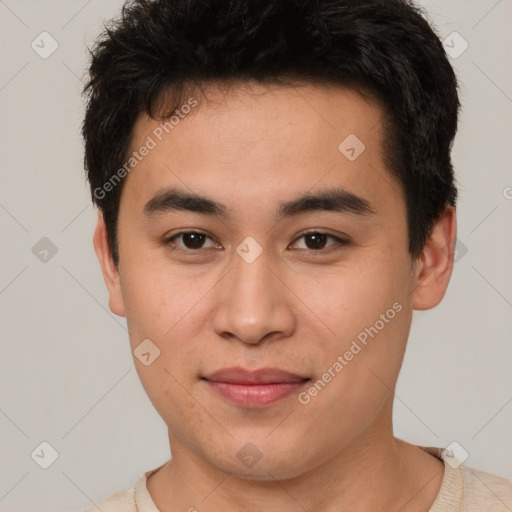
[82,0,460,267]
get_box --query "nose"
[212,246,296,345]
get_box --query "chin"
[220,457,307,481]
[206,438,313,481]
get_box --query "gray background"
[0,0,511,510]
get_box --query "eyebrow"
[143,185,376,220]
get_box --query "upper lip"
[203,367,309,385]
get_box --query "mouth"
[201,367,311,408]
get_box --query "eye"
[291,231,349,252]
[163,230,349,254]
[163,231,219,252]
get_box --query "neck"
[147,403,444,512]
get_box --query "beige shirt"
[83,446,512,511]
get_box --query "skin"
[93,82,456,511]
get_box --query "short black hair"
[82,0,460,267]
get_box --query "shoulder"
[80,462,165,512]
[81,487,136,512]
[416,445,512,511]
[458,465,512,511]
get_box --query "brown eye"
[303,233,329,250]
[180,232,206,249]
[165,231,218,251]
[292,231,349,252]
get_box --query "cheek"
[297,252,408,344]
[118,259,209,386]
[133,357,209,442]
[119,256,200,342]
[297,251,412,404]
[295,305,410,452]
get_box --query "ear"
[411,205,457,310]
[92,211,126,317]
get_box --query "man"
[82,0,512,510]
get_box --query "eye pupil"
[305,233,327,250]
[183,232,205,249]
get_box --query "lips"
[202,367,309,385]
[202,367,311,408]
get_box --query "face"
[94,82,454,480]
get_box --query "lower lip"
[203,379,309,408]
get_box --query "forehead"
[121,82,402,220]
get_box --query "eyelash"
[162,230,349,254]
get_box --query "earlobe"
[92,211,126,317]
[411,206,457,311]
